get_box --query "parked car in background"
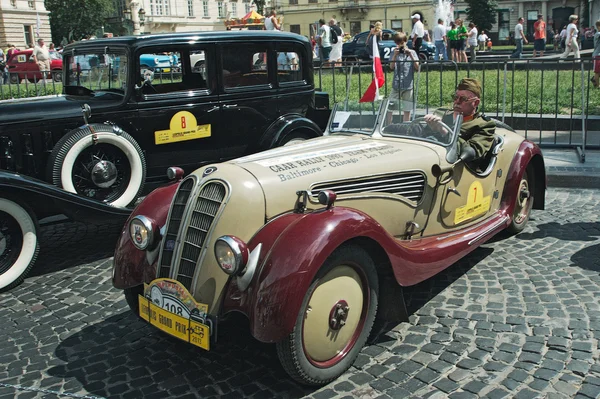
[140,52,180,74]
[0,31,330,292]
[342,29,435,61]
[113,99,546,386]
[6,49,63,83]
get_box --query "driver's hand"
[424,114,449,135]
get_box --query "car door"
[275,42,311,118]
[218,41,279,160]
[436,143,504,230]
[135,44,222,179]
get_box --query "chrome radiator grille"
[158,177,195,279]
[310,172,426,203]
[175,182,227,290]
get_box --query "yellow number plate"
[163,68,171,73]
[139,295,210,350]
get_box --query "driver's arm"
[423,113,449,135]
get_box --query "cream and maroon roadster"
[112,100,545,385]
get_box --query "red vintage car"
[112,99,546,385]
[7,49,63,83]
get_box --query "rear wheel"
[52,71,62,82]
[276,245,379,385]
[0,198,39,291]
[507,168,534,234]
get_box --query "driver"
[425,78,495,163]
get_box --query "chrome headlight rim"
[129,215,155,250]
[214,235,248,275]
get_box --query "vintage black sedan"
[0,31,330,291]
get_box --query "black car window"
[222,44,270,89]
[356,34,367,45]
[277,50,301,84]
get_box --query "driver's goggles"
[451,93,478,103]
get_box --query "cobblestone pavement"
[1,188,599,399]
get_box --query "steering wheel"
[140,76,158,94]
[410,116,453,142]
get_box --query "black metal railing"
[315,58,599,156]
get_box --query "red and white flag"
[359,35,385,103]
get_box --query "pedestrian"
[447,22,459,62]
[328,18,344,66]
[560,26,567,50]
[317,18,332,66]
[455,18,468,63]
[553,30,560,51]
[591,19,600,88]
[478,30,488,51]
[389,32,419,122]
[410,14,425,54]
[533,14,546,57]
[264,9,281,31]
[510,17,528,59]
[487,38,493,51]
[432,18,448,61]
[0,46,6,84]
[32,38,50,78]
[366,21,383,59]
[467,22,478,62]
[560,15,581,60]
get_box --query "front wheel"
[0,198,39,291]
[507,168,534,234]
[124,285,144,319]
[276,245,379,386]
[52,71,62,82]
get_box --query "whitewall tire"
[0,198,39,291]
[48,124,146,208]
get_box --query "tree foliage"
[45,0,114,45]
[252,0,266,15]
[465,0,497,32]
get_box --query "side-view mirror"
[458,146,476,163]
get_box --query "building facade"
[0,0,51,48]
[276,0,595,45]
[115,0,270,34]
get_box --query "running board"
[468,215,509,246]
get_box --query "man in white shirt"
[317,18,332,66]
[432,19,447,61]
[32,38,50,77]
[411,14,425,54]
[510,18,528,59]
[478,30,488,51]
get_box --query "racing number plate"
[139,295,210,350]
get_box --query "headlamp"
[129,215,157,250]
[214,236,249,275]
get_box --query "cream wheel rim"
[514,176,530,224]
[302,265,365,363]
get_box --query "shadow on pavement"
[30,221,124,277]
[515,221,600,242]
[48,312,313,398]
[571,243,600,272]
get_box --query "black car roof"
[64,31,309,52]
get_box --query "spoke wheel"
[0,198,39,291]
[276,245,378,386]
[71,143,131,204]
[507,169,534,234]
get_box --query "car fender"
[244,207,392,343]
[112,181,180,289]
[255,114,322,151]
[500,140,546,215]
[0,170,131,223]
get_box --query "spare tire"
[48,123,146,208]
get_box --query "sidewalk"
[542,147,600,188]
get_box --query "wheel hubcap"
[0,212,22,275]
[303,265,364,363]
[514,179,530,223]
[91,160,118,188]
[329,300,350,330]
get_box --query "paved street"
[1,188,599,399]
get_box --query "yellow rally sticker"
[454,181,491,224]
[154,111,211,145]
[138,278,211,350]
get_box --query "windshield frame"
[326,101,387,137]
[64,46,129,95]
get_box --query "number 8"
[181,116,186,129]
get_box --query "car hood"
[229,135,441,219]
[0,92,122,125]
